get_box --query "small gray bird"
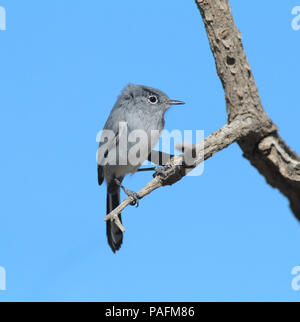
[97,83,184,253]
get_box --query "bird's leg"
[136,164,172,178]
[153,164,173,179]
[137,167,157,172]
[114,178,139,207]
[146,151,174,178]
[147,150,196,177]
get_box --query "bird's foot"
[126,190,140,207]
[153,164,172,179]
[114,178,140,207]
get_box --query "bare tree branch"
[105,0,300,229]
[195,0,300,219]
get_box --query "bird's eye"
[148,95,158,104]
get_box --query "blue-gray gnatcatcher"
[97,83,184,253]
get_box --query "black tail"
[106,184,123,253]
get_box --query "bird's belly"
[103,120,163,182]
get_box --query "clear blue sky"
[0,0,300,301]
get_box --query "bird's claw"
[153,164,172,178]
[113,178,140,207]
[127,191,139,207]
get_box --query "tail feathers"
[106,187,123,253]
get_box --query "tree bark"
[195,0,300,219]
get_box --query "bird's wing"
[97,121,127,185]
[97,131,118,186]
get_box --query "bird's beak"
[168,99,185,106]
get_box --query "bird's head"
[118,83,185,114]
